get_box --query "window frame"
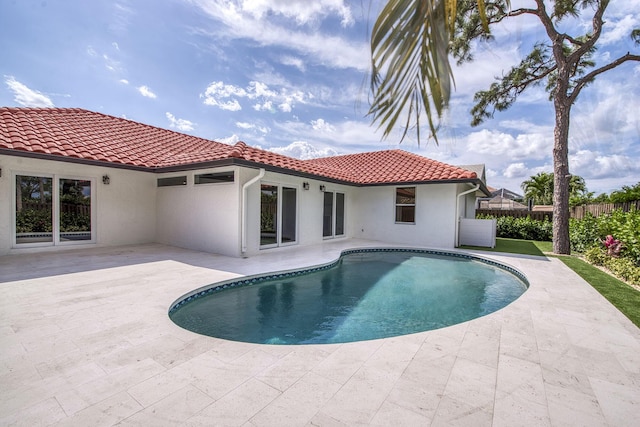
[322,190,346,239]
[157,176,187,187]
[259,182,299,249]
[395,186,416,224]
[13,172,97,248]
[194,171,234,185]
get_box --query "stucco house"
[0,108,490,257]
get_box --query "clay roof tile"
[1,108,480,185]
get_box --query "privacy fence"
[476,200,640,221]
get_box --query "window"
[260,184,297,248]
[195,171,234,184]
[157,176,187,187]
[15,174,95,246]
[395,187,415,223]
[323,191,345,238]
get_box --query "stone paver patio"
[1,240,639,426]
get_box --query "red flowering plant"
[602,235,623,257]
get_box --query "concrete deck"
[1,240,639,426]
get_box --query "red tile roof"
[0,107,478,185]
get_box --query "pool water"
[169,250,528,344]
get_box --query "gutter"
[455,183,480,247]
[241,168,265,256]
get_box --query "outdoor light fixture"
[303,182,310,190]
[319,185,326,192]
[102,175,110,185]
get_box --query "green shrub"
[569,213,600,253]
[488,216,552,241]
[584,246,640,286]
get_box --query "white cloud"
[600,14,639,46]
[119,79,129,85]
[4,76,54,107]
[253,100,274,112]
[217,134,240,145]
[504,162,529,178]
[137,85,157,99]
[311,118,335,132]
[278,102,292,113]
[269,141,338,159]
[202,79,309,113]
[280,55,306,72]
[235,121,269,133]
[466,129,552,161]
[166,112,195,132]
[189,0,368,71]
[570,149,640,179]
[201,81,246,111]
[239,0,353,26]
[236,122,254,129]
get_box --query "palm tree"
[521,172,553,206]
[369,0,640,254]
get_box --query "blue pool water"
[169,249,528,344]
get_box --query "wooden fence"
[569,200,640,219]
[477,200,639,221]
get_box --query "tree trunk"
[552,99,571,254]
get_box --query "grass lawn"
[462,237,639,328]
[461,237,553,256]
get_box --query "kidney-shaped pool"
[169,248,528,345]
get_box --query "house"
[478,187,527,210]
[0,108,490,257]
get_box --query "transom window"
[395,187,415,223]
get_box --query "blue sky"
[2,0,639,195]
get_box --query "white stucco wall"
[350,183,462,249]
[0,154,156,255]
[1,154,484,257]
[155,167,242,257]
[241,171,353,257]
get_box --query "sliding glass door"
[260,184,297,248]
[15,174,94,246]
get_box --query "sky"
[1,0,639,195]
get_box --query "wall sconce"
[102,175,110,185]
[319,185,326,192]
[302,182,310,190]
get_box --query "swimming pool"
[169,248,528,344]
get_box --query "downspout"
[241,168,265,256]
[455,183,480,247]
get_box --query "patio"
[1,240,639,426]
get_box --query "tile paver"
[1,240,639,426]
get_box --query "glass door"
[15,175,53,244]
[260,185,278,247]
[322,191,345,238]
[59,179,92,242]
[261,184,297,248]
[15,174,94,247]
